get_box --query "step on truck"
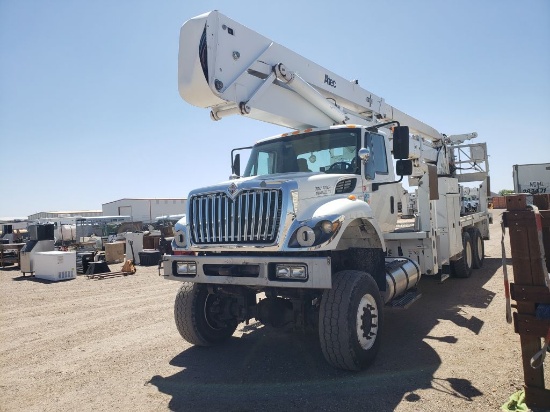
[162,11,491,371]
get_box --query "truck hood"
[187,172,359,200]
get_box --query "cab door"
[361,131,402,233]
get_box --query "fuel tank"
[383,257,421,303]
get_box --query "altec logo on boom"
[324,74,336,88]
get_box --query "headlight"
[175,261,197,275]
[289,218,342,248]
[296,226,315,247]
[275,264,308,280]
[320,220,333,234]
[174,230,187,247]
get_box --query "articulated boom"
[179,11,448,143]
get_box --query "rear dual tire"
[451,231,474,278]
[468,227,485,269]
[451,226,486,278]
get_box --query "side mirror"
[393,126,410,160]
[358,147,370,162]
[232,153,241,177]
[396,159,413,176]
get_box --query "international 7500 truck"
[162,11,491,371]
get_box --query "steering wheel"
[326,161,352,173]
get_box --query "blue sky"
[1,0,549,218]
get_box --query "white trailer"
[513,163,550,195]
[163,11,491,370]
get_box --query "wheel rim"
[466,240,473,268]
[203,294,224,330]
[356,293,379,350]
[477,236,483,260]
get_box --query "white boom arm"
[179,11,445,142]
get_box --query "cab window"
[365,133,388,179]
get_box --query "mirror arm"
[366,120,400,132]
[372,175,404,192]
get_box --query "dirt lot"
[1,210,548,411]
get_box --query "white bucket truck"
[162,11,491,371]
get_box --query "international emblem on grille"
[227,182,239,199]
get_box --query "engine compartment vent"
[335,178,357,194]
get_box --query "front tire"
[319,271,383,371]
[174,283,238,346]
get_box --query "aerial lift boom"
[179,11,474,148]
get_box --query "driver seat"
[297,158,311,172]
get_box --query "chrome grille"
[190,189,282,244]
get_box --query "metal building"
[28,210,103,221]
[101,198,187,224]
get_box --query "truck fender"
[285,197,386,251]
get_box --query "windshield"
[243,129,360,177]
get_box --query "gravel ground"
[1,209,548,411]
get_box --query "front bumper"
[162,254,332,289]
